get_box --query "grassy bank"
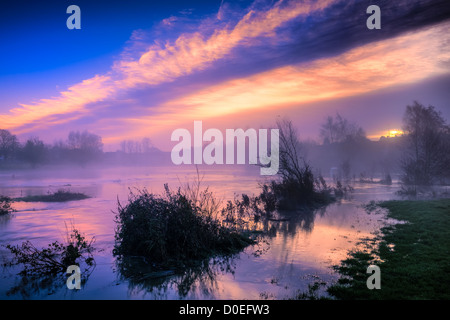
[328,198,450,300]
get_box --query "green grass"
[14,189,90,202]
[327,198,450,300]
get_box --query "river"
[0,164,403,299]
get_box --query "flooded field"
[0,165,403,299]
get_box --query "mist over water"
[0,163,403,299]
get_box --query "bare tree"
[68,131,103,152]
[277,119,315,197]
[320,113,366,144]
[67,131,103,165]
[401,101,450,187]
[320,116,339,144]
[0,129,19,159]
[120,138,153,154]
[141,138,152,153]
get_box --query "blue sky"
[1,0,449,150]
[0,1,222,108]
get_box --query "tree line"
[0,130,103,167]
[1,101,449,191]
[313,101,450,189]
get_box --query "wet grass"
[14,189,90,202]
[327,198,450,299]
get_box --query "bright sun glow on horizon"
[367,129,404,141]
[388,129,404,137]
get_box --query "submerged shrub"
[0,195,13,215]
[113,185,254,267]
[4,226,95,275]
[268,119,344,210]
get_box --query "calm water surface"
[0,165,402,299]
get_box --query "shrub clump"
[113,185,255,267]
[0,195,14,215]
[4,227,95,275]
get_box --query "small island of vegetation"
[14,189,90,203]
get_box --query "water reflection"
[113,204,332,299]
[4,265,95,299]
[116,255,239,299]
[0,212,13,227]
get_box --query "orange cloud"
[111,21,450,149]
[150,21,450,125]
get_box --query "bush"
[113,184,255,267]
[0,195,13,215]
[4,226,95,275]
[273,119,343,209]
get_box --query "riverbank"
[327,198,450,299]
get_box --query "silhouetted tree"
[141,138,152,154]
[320,113,366,144]
[400,101,450,187]
[119,138,153,154]
[0,129,19,160]
[67,131,103,166]
[21,137,47,168]
[319,114,368,179]
[277,119,315,199]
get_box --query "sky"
[1,0,450,151]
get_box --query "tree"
[0,129,19,159]
[277,119,315,199]
[67,131,103,165]
[68,131,103,152]
[400,101,450,187]
[21,137,47,168]
[320,113,366,144]
[141,138,152,153]
[119,138,153,154]
[319,114,367,180]
[120,140,139,154]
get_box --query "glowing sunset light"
[139,22,450,146]
[366,129,405,141]
[388,129,403,137]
